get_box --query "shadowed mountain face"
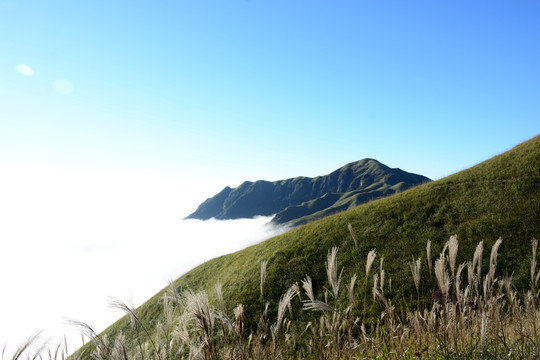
[185,159,431,225]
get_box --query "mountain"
[76,135,540,358]
[185,158,431,225]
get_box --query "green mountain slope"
[272,183,409,226]
[78,135,540,357]
[185,158,430,225]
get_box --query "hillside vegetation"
[185,158,430,225]
[75,135,539,359]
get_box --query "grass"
[10,234,540,359]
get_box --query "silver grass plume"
[379,256,385,292]
[467,261,475,292]
[348,273,357,306]
[372,286,391,310]
[215,281,224,308]
[348,223,358,249]
[326,247,343,299]
[366,249,377,279]
[410,257,421,292]
[434,252,450,299]
[11,331,45,360]
[473,241,484,281]
[502,275,515,305]
[532,239,538,287]
[448,235,458,279]
[233,304,244,337]
[302,299,336,312]
[65,320,108,358]
[363,248,377,322]
[260,260,268,298]
[275,285,297,334]
[294,282,302,302]
[487,238,503,284]
[108,297,139,327]
[426,239,432,277]
[166,281,183,308]
[181,290,214,341]
[302,276,315,302]
[455,262,466,303]
[112,334,127,360]
[372,273,379,302]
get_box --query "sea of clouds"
[0,168,287,354]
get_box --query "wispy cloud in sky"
[15,64,34,76]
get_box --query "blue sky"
[2,0,538,186]
[0,0,539,352]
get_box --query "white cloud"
[53,78,74,95]
[0,167,287,356]
[15,64,34,76]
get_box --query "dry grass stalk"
[347,274,357,307]
[455,262,466,304]
[347,223,358,249]
[481,310,488,355]
[426,239,432,278]
[410,257,421,293]
[326,247,343,299]
[448,234,458,279]
[233,304,244,338]
[363,248,377,323]
[275,285,297,335]
[379,256,385,292]
[260,260,268,298]
[473,240,484,277]
[365,249,377,279]
[434,252,450,300]
[488,238,503,282]
[302,300,336,312]
[11,331,46,360]
[302,276,315,302]
[484,238,503,298]
[215,281,224,308]
[372,273,379,302]
[532,239,538,288]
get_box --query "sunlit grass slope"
[78,135,539,357]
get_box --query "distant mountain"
[185,159,431,225]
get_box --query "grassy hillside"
[273,182,410,226]
[76,135,539,358]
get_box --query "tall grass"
[7,232,540,359]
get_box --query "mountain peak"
[185,159,430,225]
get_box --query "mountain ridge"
[186,158,431,225]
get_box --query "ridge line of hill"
[186,158,431,225]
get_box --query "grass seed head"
[326,247,342,299]
[410,257,421,292]
[448,235,458,278]
[302,276,315,302]
[366,249,377,279]
[260,260,268,298]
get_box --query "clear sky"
[0,0,539,353]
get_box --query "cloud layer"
[0,168,286,354]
